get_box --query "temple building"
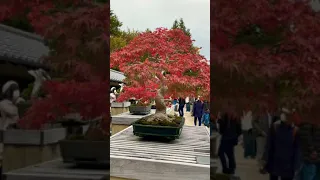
[0,24,125,92]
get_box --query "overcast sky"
[111,0,210,60]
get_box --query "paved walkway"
[175,107,268,180]
[213,136,269,180]
[171,107,202,127]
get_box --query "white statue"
[110,87,117,104]
[118,83,124,94]
[110,83,124,104]
[28,68,51,99]
[0,81,21,130]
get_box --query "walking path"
[214,136,269,179]
[177,107,268,180]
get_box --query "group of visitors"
[214,107,320,180]
[173,96,211,131]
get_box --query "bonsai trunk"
[155,72,168,114]
[145,72,171,122]
[155,84,167,114]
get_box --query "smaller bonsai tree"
[111,28,210,124]
[4,2,111,138]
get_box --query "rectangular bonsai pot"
[132,117,185,139]
[129,105,151,115]
[59,139,110,166]
[111,102,131,108]
[0,128,66,145]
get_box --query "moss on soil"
[135,114,182,127]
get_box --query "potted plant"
[14,3,110,167]
[129,101,152,115]
[133,114,184,140]
[111,28,210,140]
[59,117,109,166]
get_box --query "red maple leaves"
[0,0,110,129]
[111,28,210,103]
[212,0,320,120]
[18,81,109,129]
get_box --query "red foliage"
[111,28,210,103]
[116,86,157,105]
[0,0,110,129]
[211,0,320,120]
[19,81,109,129]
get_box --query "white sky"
[111,0,210,60]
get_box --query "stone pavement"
[175,108,268,179]
[172,108,202,127]
[177,108,268,180]
[214,136,269,180]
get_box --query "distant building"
[110,69,125,88]
[0,24,126,91]
[0,24,48,89]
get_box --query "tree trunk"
[155,86,167,114]
[155,72,168,114]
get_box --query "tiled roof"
[110,69,125,83]
[0,24,126,82]
[0,24,49,68]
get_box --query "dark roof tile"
[0,24,49,66]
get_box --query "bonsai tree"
[0,1,110,136]
[111,28,210,123]
[211,0,320,121]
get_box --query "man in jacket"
[178,97,186,117]
[193,98,204,126]
[264,108,300,180]
[217,112,241,174]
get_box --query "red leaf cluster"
[111,28,210,103]
[211,0,320,120]
[19,81,109,129]
[116,86,157,105]
[0,0,110,129]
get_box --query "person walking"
[178,97,186,117]
[202,108,210,133]
[185,97,190,112]
[241,110,256,159]
[217,112,242,175]
[190,96,195,115]
[193,98,204,126]
[253,109,272,171]
[203,100,209,112]
[264,108,301,180]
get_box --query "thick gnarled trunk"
[145,72,170,122]
[154,72,168,114]
[155,85,167,114]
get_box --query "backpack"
[202,113,210,127]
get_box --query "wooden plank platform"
[4,159,109,180]
[110,126,210,180]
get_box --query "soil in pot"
[135,114,182,127]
